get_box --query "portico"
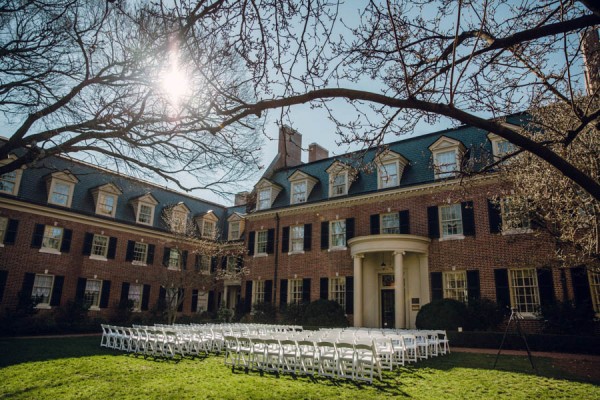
[348,234,430,329]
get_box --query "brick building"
[0,115,598,330]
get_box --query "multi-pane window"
[168,249,180,269]
[501,197,531,232]
[509,269,540,314]
[202,220,215,238]
[91,235,109,258]
[379,162,398,188]
[98,194,115,216]
[128,283,142,311]
[290,225,304,252]
[256,230,268,254]
[196,292,208,312]
[137,204,153,224]
[258,189,271,210]
[330,220,346,248]
[229,221,240,240]
[443,271,468,303]
[166,288,179,311]
[381,213,400,234]
[292,181,307,204]
[51,182,71,206]
[253,280,266,304]
[435,150,457,179]
[133,242,148,264]
[329,277,346,309]
[0,217,7,243]
[288,279,303,304]
[588,270,600,315]
[84,279,102,308]
[440,204,463,238]
[226,256,238,273]
[32,274,54,306]
[495,140,516,159]
[331,173,347,196]
[42,226,63,251]
[199,256,211,273]
[0,171,17,194]
[171,213,186,232]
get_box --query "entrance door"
[381,289,395,329]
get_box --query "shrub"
[280,303,306,325]
[217,307,233,322]
[250,302,278,324]
[465,298,506,331]
[54,300,90,331]
[540,300,595,335]
[415,299,468,330]
[302,299,348,328]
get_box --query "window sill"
[136,221,153,226]
[0,243,4,248]
[132,261,147,267]
[89,306,100,311]
[39,248,61,255]
[438,235,465,242]
[253,253,268,258]
[502,229,533,236]
[517,312,542,320]
[328,246,347,252]
[288,251,305,255]
[90,255,108,261]
[167,267,181,271]
[35,304,51,310]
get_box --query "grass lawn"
[0,336,598,399]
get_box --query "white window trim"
[252,280,266,305]
[429,136,465,180]
[442,271,468,303]
[228,221,241,241]
[291,180,308,204]
[84,279,103,310]
[47,179,76,208]
[89,234,109,261]
[488,132,517,162]
[136,202,155,225]
[288,225,305,255]
[330,170,348,197]
[329,277,346,309]
[39,225,63,255]
[500,197,532,235]
[288,278,303,304]
[254,230,269,257]
[257,187,272,211]
[32,274,54,309]
[128,283,143,312]
[132,242,148,266]
[438,204,465,241]
[0,155,23,196]
[588,270,600,317]
[92,183,122,218]
[329,220,347,251]
[0,216,8,245]
[380,212,400,234]
[508,268,541,318]
[168,249,181,270]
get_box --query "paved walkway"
[452,346,600,362]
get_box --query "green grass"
[0,336,598,399]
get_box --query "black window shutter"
[210,256,217,273]
[182,250,188,270]
[281,226,290,253]
[461,201,476,236]
[236,256,244,270]
[466,270,481,302]
[141,284,150,311]
[0,270,7,302]
[221,256,227,270]
[431,272,443,301]
[194,255,201,271]
[346,218,355,241]
[147,244,155,265]
[370,214,380,235]
[4,219,19,245]
[245,281,253,312]
[159,286,166,300]
[191,289,199,312]
[248,231,255,256]
[304,224,312,251]
[177,288,184,312]
[208,290,215,312]
[537,268,555,306]
[107,237,117,259]
[427,206,440,239]
[320,277,329,299]
[494,269,510,311]
[60,229,72,253]
[31,224,45,248]
[100,281,112,309]
[76,278,87,300]
[120,282,130,305]
[82,233,94,256]
[320,222,329,249]
[280,279,288,308]
[266,228,275,254]
[399,210,410,234]
[20,273,36,305]
[49,275,64,306]
[162,247,171,267]
[125,240,135,261]
[302,278,311,304]
[570,267,592,306]
[487,200,502,234]
[264,280,273,304]
[345,276,354,314]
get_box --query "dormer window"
[429,136,466,180]
[165,203,190,233]
[46,171,78,207]
[488,133,516,163]
[0,155,23,196]
[288,170,318,205]
[91,183,122,218]
[375,150,409,189]
[227,212,245,241]
[326,161,356,198]
[130,193,158,226]
[254,178,282,211]
[196,210,219,239]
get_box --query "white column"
[223,285,229,309]
[394,251,405,329]
[419,254,430,305]
[353,255,364,327]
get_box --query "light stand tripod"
[493,308,537,372]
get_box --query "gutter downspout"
[273,212,280,305]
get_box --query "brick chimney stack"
[276,126,302,169]
[234,191,249,206]
[308,143,329,162]
[582,28,600,95]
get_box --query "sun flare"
[160,55,189,107]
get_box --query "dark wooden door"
[381,289,395,329]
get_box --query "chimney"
[582,28,600,95]
[234,191,249,206]
[276,126,302,169]
[308,143,329,162]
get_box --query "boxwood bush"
[416,299,468,330]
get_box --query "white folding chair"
[316,341,337,378]
[336,342,356,380]
[355,343,382,383]
[372,337,394,371]
[297,340,317,376]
